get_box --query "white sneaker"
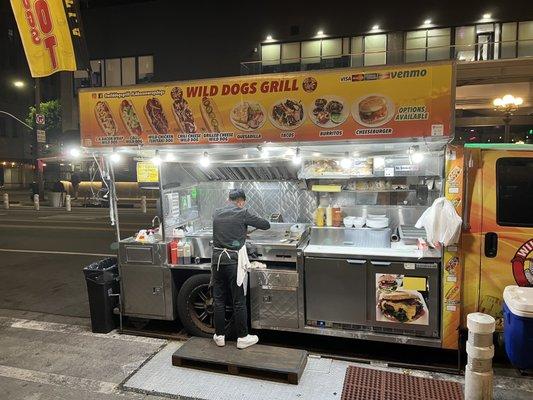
[213,334,225,347]
[237,334,259,349]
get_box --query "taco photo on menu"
[377,290,425,323]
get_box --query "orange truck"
[443,143,533,349]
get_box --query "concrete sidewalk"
[0,309,169,400]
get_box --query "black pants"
[212,263,248,338]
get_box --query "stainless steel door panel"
[305,257,367,325]
[250,269,299,329]
[122,265,167,317]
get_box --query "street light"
[13,80,25,88]
[493,94,523,143]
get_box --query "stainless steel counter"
[304,243,442,260]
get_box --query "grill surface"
[341,366,463,400]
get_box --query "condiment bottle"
[326,205,333,227]
[333,208,342,227]
[177,240,185,264]
[315,207,325,227]
[183,240,191,264]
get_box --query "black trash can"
[83,257,119,333]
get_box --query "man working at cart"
[212,189,270,349]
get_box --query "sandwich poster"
[79,62,453,148]
[10,0,89,77]
[376,274,429,326]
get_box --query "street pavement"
[0,206,172,399]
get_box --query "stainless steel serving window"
[496,157,533,227]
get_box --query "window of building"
[261,44,281,66]
[121,57,136,86]
[497,158,533,227]
[455,26,475,61]
[137,55,154,83]
[90,59,104,86]
[518,21,533,57]
[301,40,321,64]
[350,36,364,67]
[321,38,342,58]
[405,30,427,62]
[501,22,517,58]
[281,42,300,64]
[73,56,153,93]
[105,58,121,86]
[406,28,451,62]
[364,34,386,66]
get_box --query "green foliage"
[26,100,62,134]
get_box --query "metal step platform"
[171,337,308,384]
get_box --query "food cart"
[79,61,471,349]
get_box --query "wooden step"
[172,337,308,384]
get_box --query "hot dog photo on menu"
[171,87,197,133]
[145,97,170,135]
[94,101,118,136]
[120,99,143,136]
[200,96,224,133]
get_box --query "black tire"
[177,274,234,338]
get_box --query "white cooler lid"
[504,285,533,318]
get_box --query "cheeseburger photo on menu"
[377,290,425,323]
[358,95,388,125]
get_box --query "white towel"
[237,245,251,295]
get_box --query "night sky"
[79,0,533,80]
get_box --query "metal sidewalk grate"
[341,366,463,400]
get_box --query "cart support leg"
[141,196,147,213]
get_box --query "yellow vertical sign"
[136,162,159,183]
[10,0,88,77]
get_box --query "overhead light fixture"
[409,146,424,164]
[11,162,16,166]
[340,152,352,170]
[200,151,210,168]
[13,80,24,88]
[68,147,81,158]
[257,145,269,159]
[164,152,176,162]
[482,13,491,19]
[373,157,385,169]
[423,19,432,25]
[292,148,302,165]
[316,30,325,38]
[151,151,162,166]
[1,162,6,166]
[371,24,380,31]
[42,163,47,167]
[110,152,121,163]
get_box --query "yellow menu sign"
[136,162,159,183]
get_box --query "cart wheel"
[177,274,234,338]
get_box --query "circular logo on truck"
[511,238,533,287]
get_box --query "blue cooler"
[503,285,533,370]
